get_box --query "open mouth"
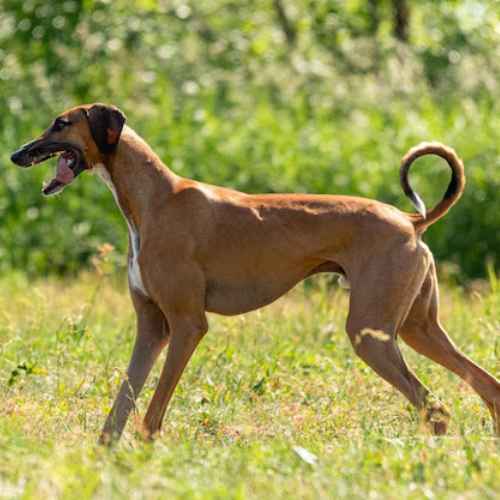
[13,143,87,196]
[42,149,81,196]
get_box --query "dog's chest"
[127,227,146,295]
[94,165,149,297]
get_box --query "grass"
[0,270,499,499]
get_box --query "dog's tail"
[400,142,465,234]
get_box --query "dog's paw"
[424,404,450,436]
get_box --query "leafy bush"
[0,1,498,278]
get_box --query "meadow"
[0,265,498,499]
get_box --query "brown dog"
[11,103,500,442]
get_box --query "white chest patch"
[94,164,149,297]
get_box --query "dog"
[11,103,500,443]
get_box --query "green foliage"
[0,1,499,277]
[0,273,499,497]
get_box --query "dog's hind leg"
[345,245,450,434]
[99,291,169,444]
[399,262,500,435]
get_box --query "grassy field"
[0,269,499,499]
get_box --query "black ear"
[85,104,126,154]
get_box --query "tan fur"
[15,105,500,442]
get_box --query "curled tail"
[400,142,465,234]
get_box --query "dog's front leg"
[142,312,208,440]
[99,291,169,445]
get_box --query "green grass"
[0,271,499,499]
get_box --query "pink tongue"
[55,156,75,184]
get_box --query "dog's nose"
[10,141,35,166]
[11,149,24,165]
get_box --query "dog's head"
[10,103,126,196]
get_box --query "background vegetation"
[0,0,499,278]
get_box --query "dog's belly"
[205,276,304,315]
[204,260,342,315]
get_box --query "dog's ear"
[85,104,126,154]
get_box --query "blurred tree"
[393,0,410,42]
[367,0,381,35]
[273,0,297,47]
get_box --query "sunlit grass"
[0,271,499,499]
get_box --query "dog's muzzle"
[10,139,54,167]
[11,139,88,196]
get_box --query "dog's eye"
[52,118,70,132]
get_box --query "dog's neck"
[93,125,178,228]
